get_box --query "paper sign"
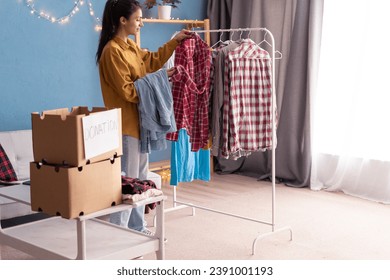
[82,109,120,159]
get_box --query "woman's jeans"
[110,135,148,231]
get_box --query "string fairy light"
[87,0,102,31]
[24,0,84,24]
[23,0,102,31]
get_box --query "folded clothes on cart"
[121,176,163,210]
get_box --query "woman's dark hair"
[96,0,141,64]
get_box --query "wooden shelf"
[135,18,210,46]
[142,18,207,26]
[149,160,170,172]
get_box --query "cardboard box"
[31,107,122,167]
[30,157,122,219]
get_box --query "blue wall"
[0,0,207,162]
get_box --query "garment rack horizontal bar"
[168,199,274,227]
[192,27,282,59]
[193,27,271,33]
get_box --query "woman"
[96,0,191,234]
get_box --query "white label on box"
[82,109,120,159]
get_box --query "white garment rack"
[165,27,292,255]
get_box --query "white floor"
[2,173,390,260]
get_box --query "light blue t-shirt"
[170,129,211,185]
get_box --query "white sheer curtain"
[311,0,390,203]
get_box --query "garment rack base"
[155,184,292,255]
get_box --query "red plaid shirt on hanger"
[221,39,274,159]
[166,34,212,152]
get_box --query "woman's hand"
[174,29,193,43]
[167,67,176,78]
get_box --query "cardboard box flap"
[31,107,122,166]
[31,106,108,120]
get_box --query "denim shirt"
[134,69,176,153]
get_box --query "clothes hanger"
[229,30,235,42]
[258,33,282,59]
[211,31,224,49]
[238,28,245,42]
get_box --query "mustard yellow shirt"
[98,37,178,139]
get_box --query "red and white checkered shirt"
[166,34,212,151]
[221,39,274,159]
[0,144,18,182]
